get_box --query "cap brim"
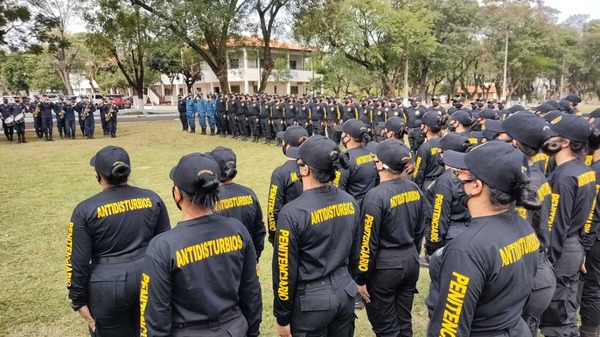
[89,155,97,167]
[366,141,379,153]
[414,119,423,125]
[276,131,285,140]
[169,166,177,180]
[333,125,344,132]
[285,147,300,158]
[443,150,468,169]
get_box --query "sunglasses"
[451,169,476,184]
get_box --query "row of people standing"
[0,95,120,143]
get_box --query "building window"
[165,88,172,96]
[253,85,258,93]
[259,59,264,68]
[291,86,299,95]
[179,88,184,95]
[230,58,240,69]
[289,60,297,70]
[231,85,240,93]
[274,85,278,95]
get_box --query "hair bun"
[515,180,542,211]
[111,163,131,178]
[195,175,220,192]
[336,151,350,170]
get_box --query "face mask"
[411,102,417,107]
[341,135,350,149]
[448,124,457,132]
[172,187,182,211]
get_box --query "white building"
[148,38,319,105]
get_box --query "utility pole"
[501,29,509,102]
[559,56,565,98]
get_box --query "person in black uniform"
[423,133,471,263]
[413,111,447,190]
[296,98,311,133]
[79,98,97,139]
[12,98,27,143]
[235,95,249,141]
[63,99,77,139]
[39,95,55,141]
[54,97,66,139]
[336,119,379,204]
[216,94,228,136]
[177,95,188,131]
[502,112,560,336]
[273,135,360,337]
[449,110,478,144]
[210,146,266,262]
[267,126,309,244]
[272,97,286,144]
[428,141,542,337]
[105,98,119,138]
[325,97,341,143]
[541,114,597,337]
[372,100,387,142]
[380,116,407,142]
[428,96,446,115]
[581,119,600,337]
[66,146,170,337]
[30,96,43,138]
[285,96,297,128]
[226,94,238,138]
[261,96,273,144]
[564,94,582,115]
[0,98,13,141]
[310,96,326,136]
[98,100,110,136]
[406,97,427,152]
[447,97,464,116]
[247,96,261,142]
[356,139,424,337]
[141,153,262,337]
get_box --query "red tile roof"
[228,36,313,52]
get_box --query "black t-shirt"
[141,214,261,337]
[336,146,379,202]
[267,160,303,243]
[66,185,170,310]
[413,138,444,189]
[427,211,539,336]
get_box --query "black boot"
[580,327,600,337]
[111,133,116,138]
[221,133,227,138]
[191,128,196,133]
[17,133,21,143]
[265,139,271,145]
[21,133,27,143]
[210,129,215,136]
[241,136,247,141]
[201,127,207,135]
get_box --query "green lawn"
[0,120,429,336]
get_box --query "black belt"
[298,267,349,290]
[92,246,146,264]
[172,306,238,330]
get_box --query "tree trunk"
[381,73,395,98]
[403,56,409,106]
[417,63,429,100]
[259,53,273,93]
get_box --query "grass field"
[0,120,432,336]
[10,105,595,336]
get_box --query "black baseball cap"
[90,146,131,177]
[559,100,571,111]
[479,108,497,120]
[276,125,309,147]
[375,138,412,171]
[450,110,473,125]
[533,103,554,114]
[502,112,557,149]
[443,141,529,194]
[335,119,368,138]
[545,100,559,109]
[209,146,236,174]
[543,110,563,122]
[548,114,593,143]
[382,116,405,133]
[416,110,441,127]
[169,153,221,193]
[287,135,341,171]
[439,133,470,153]
[484,120,504,133]
[507,105,525,114]
[588,108,600,118]
[564,94,581,104]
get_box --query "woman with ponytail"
[501,112,560,337]
[66,146,171,337]
[273,135,361,337]
[427,141,541,337]
[539,114,597,337]
[210,146,265,263]
[141,153,262,337]
[413,111,448,190]
[355,139,424,336]
[336,118,379,204]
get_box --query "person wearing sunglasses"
[427,141,542,337]
[413,111,448,190]
[502,112,562,337]
[355,138,424,336]
[272,135,360,337]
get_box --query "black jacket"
[66,185,170,310]
[272,185,360,326]
[216,183,266,261]
[413,138,444,189]
[141,214,262,337]
[267,160,303,244]
[355,178,424,285]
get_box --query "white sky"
[544,0,600,21]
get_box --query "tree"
[0,0,30,48]
[85,0,154,109]
[130,0,253,94]
[29,0,81,94]
[254,0,288,92]
[29,52,66,93]
[1,52,33,94]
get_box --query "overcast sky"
[544,0,600,21]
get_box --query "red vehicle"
[104,94,131,109]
